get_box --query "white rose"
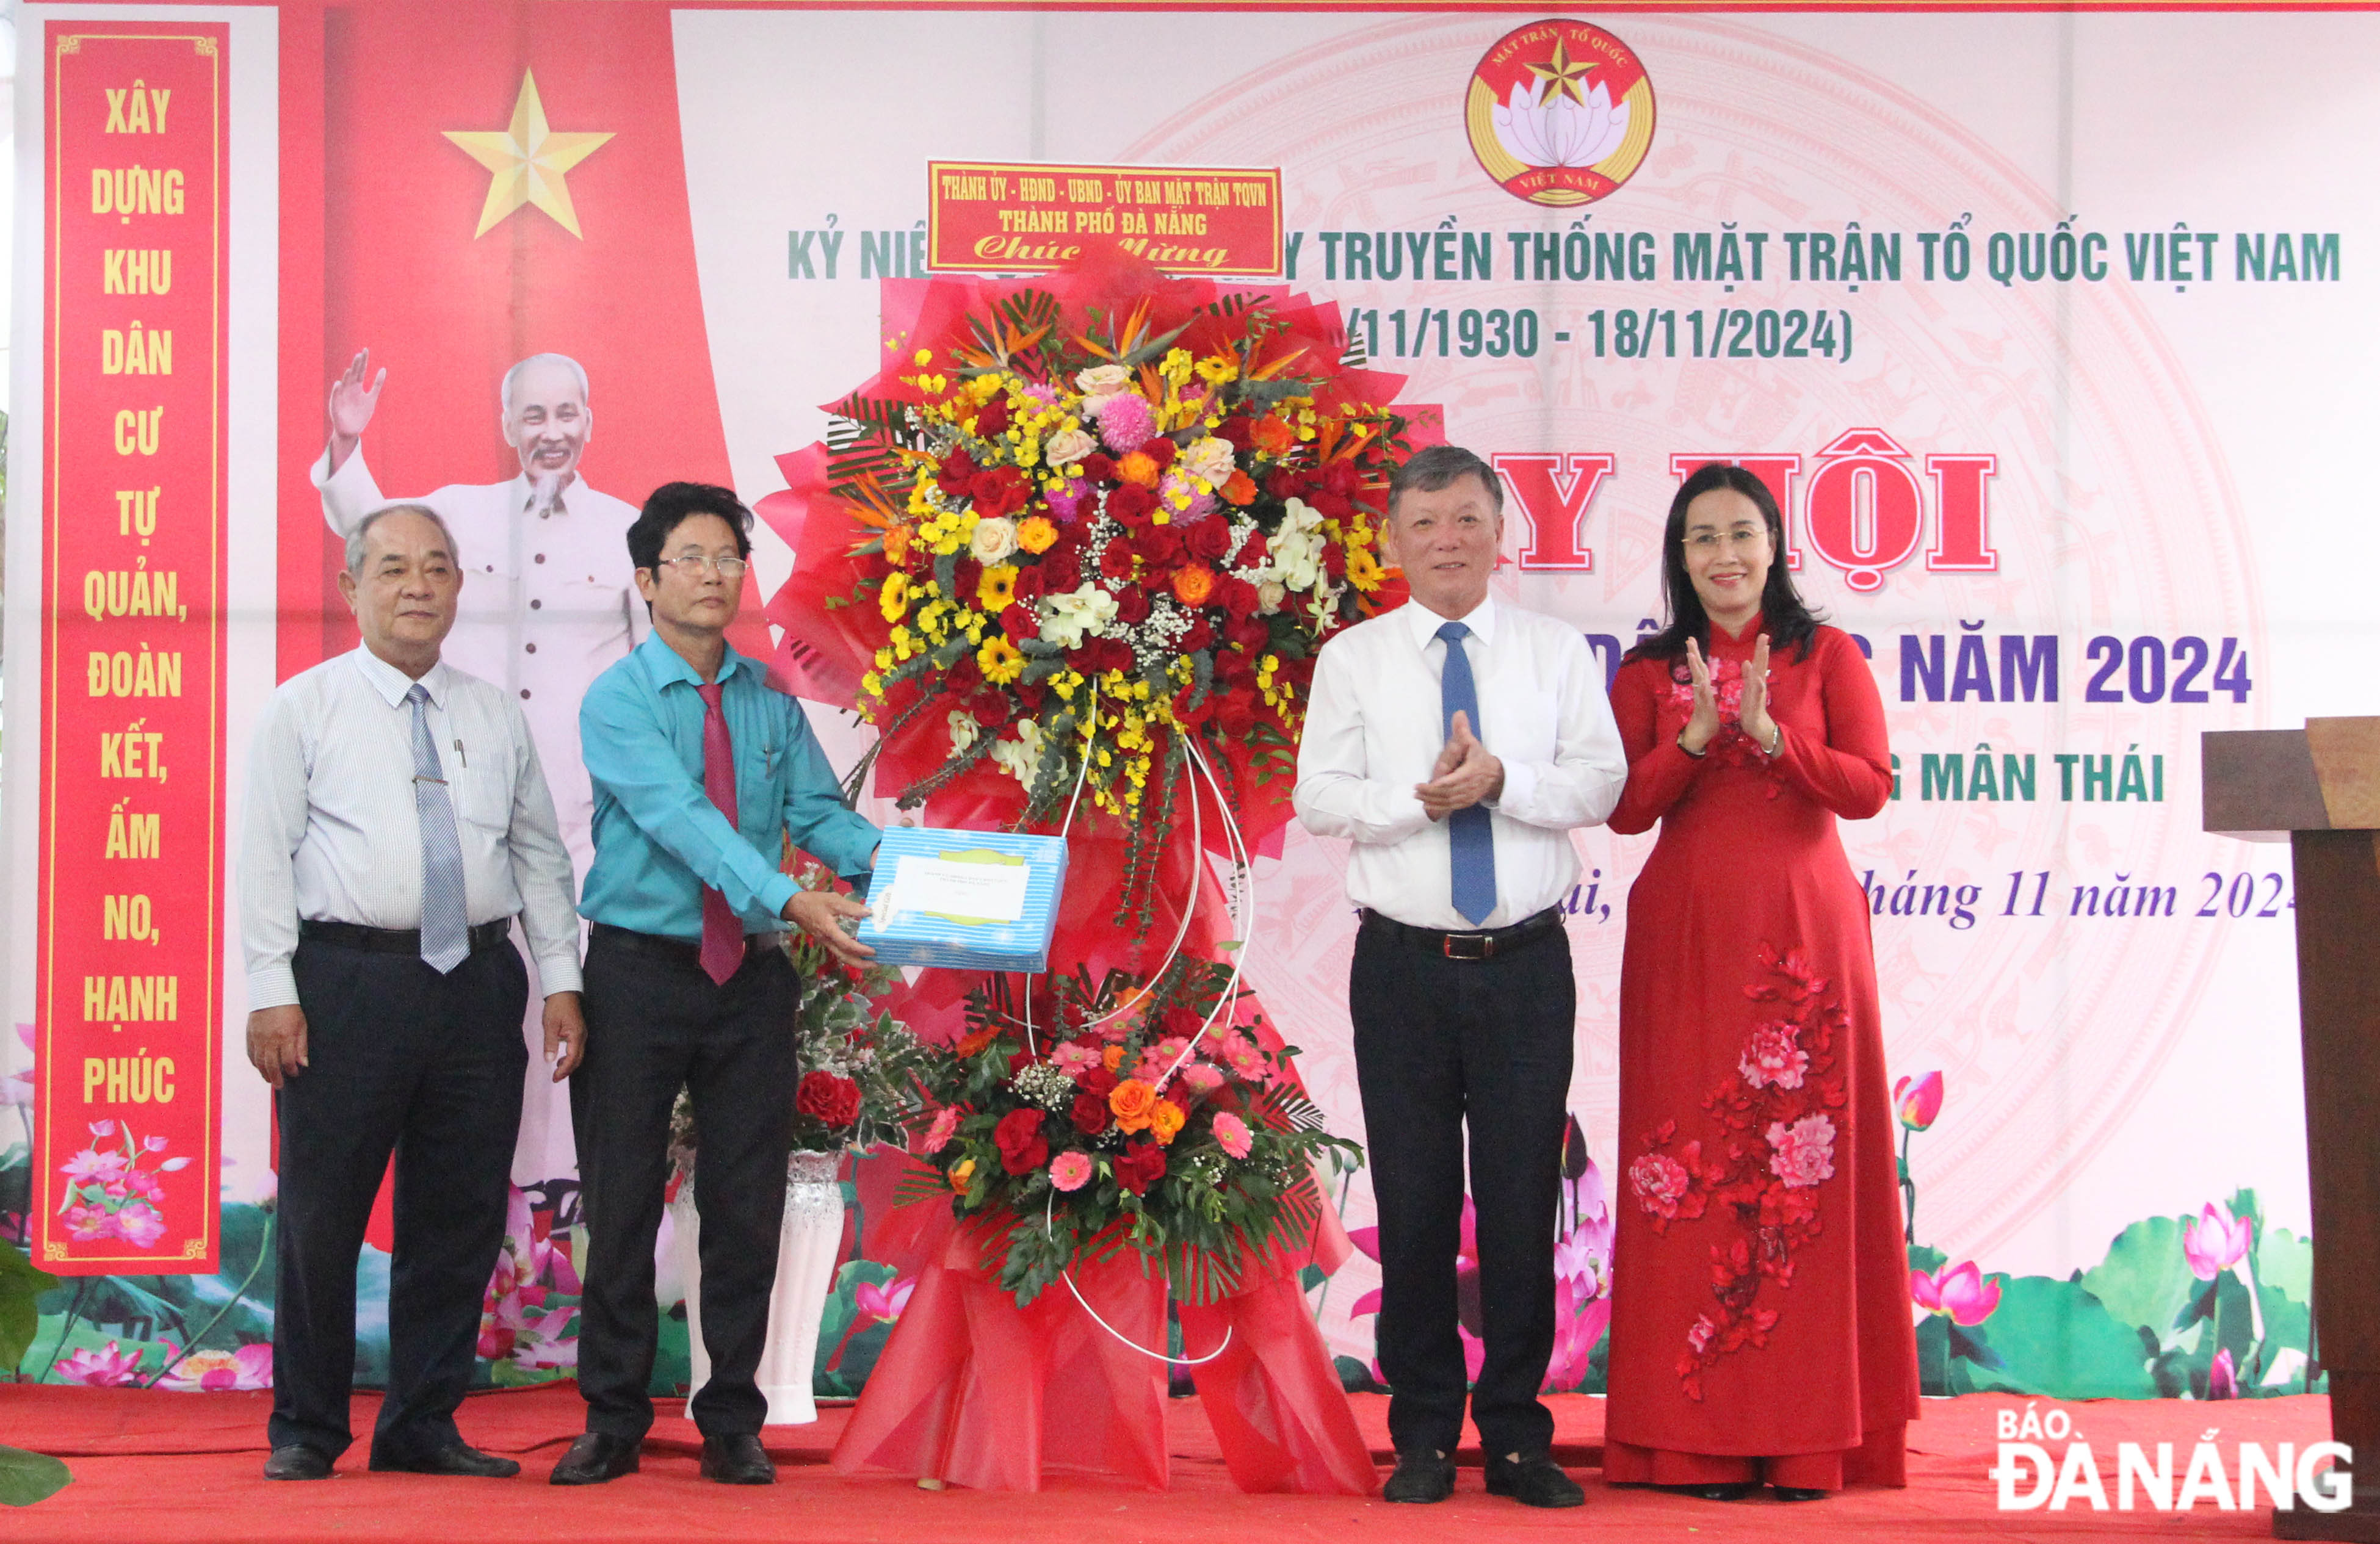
[1074,364,1132,397]
[969,517,1019,565]
[1045,427,1096,468]
[1181,436,1237,487]
[1256,581,1287,615]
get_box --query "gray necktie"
[407,684,469,973]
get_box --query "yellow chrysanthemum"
[977,565,1018,611]
[978,635,1025,685]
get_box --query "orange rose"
[1017,515,1059,554]
[883,524,913,565]
[1102,1044,1126,1072]
[1148,1098,1187,1146]
[1109,1078,1159,1133]
[1116,451,1162,488]
[1171,564,1217,608]
[957,1025,1000,1058]
[1218,470,1257,507]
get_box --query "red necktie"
[697,682,743,986]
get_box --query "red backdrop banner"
[37,22,231,1274]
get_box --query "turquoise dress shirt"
[579,633,878,940]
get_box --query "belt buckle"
[1442,930,1492,962]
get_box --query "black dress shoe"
[371,1443,521,1478]
[699,1433,776,1485]
[1773,1484,1832,1501]
[1485,1452,1585,1509]
[1667,1481,1755,1501]
[263,1443,335,1481]
[548,1432,641,1486]
[1381,1448,1456,1503]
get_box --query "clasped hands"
[1416,710,1503,821]
[1677,633,1779,757]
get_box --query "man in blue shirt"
[549,483,878,1487]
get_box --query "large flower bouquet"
[794,252,1420,917]
[670,868,933,1172]
[900,957,1361,1308]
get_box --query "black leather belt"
[1360,906,1564,962]
[589,922,785,972]
[300,918,515,956]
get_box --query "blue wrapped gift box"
[857,826,1070,973]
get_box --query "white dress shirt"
[239,648,584,1011]
[1293,596,1627,931]
[311,447,646,883]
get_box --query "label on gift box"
[883,853,1031,926]
[859,827,1068,973]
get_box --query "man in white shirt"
[1295,445,1626,1509]
[240,506,586,1481]
[313,348,640,1179]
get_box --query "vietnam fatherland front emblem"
[1466,20,1655,208]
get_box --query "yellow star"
[443,70,614,239]
[1526,39,1602,109]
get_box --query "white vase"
[672,1149,846,1425]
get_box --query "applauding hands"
[1417,710,1505,820]
[1678,634,1779,757]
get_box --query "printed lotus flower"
[853,1275,916,1325]
[3,1023,31,1106]
[157,1343,273,1391]
[2208,1346,2240,1400]
[55,1339,145,1387]
[1492,75,1631,170]
[1894,1071,1945,1131]
[1911,1261,2002,1326]
[2184,1200,2254,1279]
[1351,1197,1488,1385]
[1544,1148,1613,1391]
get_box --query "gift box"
[858,827,1070,973]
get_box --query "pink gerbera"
[1049,1152,1096,1192]
[918,1106,961,1155]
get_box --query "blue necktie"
[1436,622,1498,926]
[407,684,470,973]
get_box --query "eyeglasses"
[653,554,750,579]
[1684,529,1769,551]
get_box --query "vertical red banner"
[36,23,229,1274]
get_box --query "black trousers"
[270,937,529,1461]
[1349,912,1575,1460]
[571,933,798,1440]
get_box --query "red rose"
[1264,469,1302,500]
[1216,417,1253,450]
[1226,615,1270,651]
[972,467,1029,519]
[796,1070,863,1130]
[994,1108,1051,1175]
[975,397,1011,436]
[1038,552,1082,593]
[1075,1064,1119,1100]
[1000,604,1039,642]
[1132,523,1185,565]
[1215,696,1257,735]
[1115,588,1152,626]
[1071,1092,1111,1136]
[1323,459,1361,496]
[1162,1006,1204,1039]
[1309,490,1353,521]
[936,448,978,497]
[1186,518,1234,561]
[1106,483,1157,527]
[1177,617,1215,652]
[1098,542,1138,583]
[969,694,1007,727]
[1232,532,1270,569]
[1113,1140,1168,1196]
[1010,563,1049,604]
[953,557,984,605]
[1215,576,1261,620]
[1140,437,1179,471]
[1079,452,1116,483]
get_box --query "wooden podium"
[2205,722,2380,1540]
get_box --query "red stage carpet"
[0,1383,2332,1540]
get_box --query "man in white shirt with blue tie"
[1295,445,1627,1509]
[239,506,585,1481]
